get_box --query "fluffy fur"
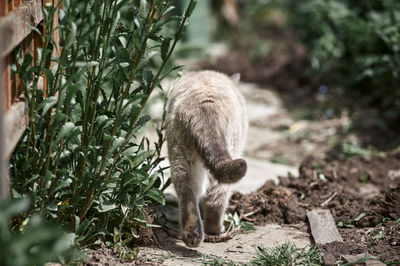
[166,70,248,247]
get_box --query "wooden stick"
[321,192,337,207]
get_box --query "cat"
[165,70,248,247]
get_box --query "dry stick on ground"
[204,221,238,243]
[320,191,338,207]
[204,230,237,243]
[332,169,339,180]
[240,210,258,222]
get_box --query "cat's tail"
[182,105,247,184]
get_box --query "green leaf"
[75,61,99,67]
[74,215,80,233]
[161,37,172,61]
[76,217,97,236]
[64,21,77,49]
[144,173,159,191]
[129,150,154,168]
[186,0,197,18]
[98,196,118,212]
[65,83,80,102]
[142,68,153,86]
[134,115,151,130]
[113,227,121,243]
[55,122,76,144]
[46,203,58,212]
[43,68,54,90]
[111,136,125,154]
[21,53,33,70]
[145,188,165,205]
[41,96,58,116]
[354,213,366,222]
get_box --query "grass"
[337,212,367,228]
[250,242,323,266]
[201,254,238,266]
[368,226,386,244]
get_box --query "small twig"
[240,211,257,222]
[242,210,258,218]
[321,191,337,207]
[204,228,238,243]
[312,170,318,180]
[332,169,338,179]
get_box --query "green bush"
[10,0,196,248]
[282,0,400,118]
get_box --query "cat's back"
[168,70,245,113]
[166,70,247,156]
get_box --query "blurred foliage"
[0,198,76,265]
[212,0,400,125]
[178,0,213,47]
[281,0,400,120]
[9,0,196,254]
[328,141,385,159]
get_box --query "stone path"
[140,225,309,265]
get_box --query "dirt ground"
[229,154,400,264]
[86,154,400,265]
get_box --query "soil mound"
[229,154,400,263]
[229,181,306,225]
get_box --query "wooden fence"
[0,0,59,197]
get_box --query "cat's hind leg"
[202,178,230,235]
[170,150,207,247]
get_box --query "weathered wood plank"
[0,21,10,199]
[0,1,8,16]
[0,0,43,57]
[307,209,343,244]
[3,100,27,158]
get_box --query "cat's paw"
[182,225,204,248]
